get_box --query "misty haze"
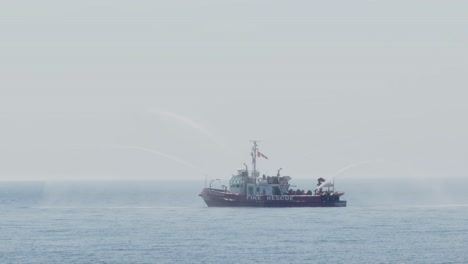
[1,1,467,263]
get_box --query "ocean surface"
[1,178,467,264]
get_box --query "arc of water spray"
[149,109,226,149]
[151,109,212,138]
[315,160,373,190]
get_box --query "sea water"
[1,179,467,264]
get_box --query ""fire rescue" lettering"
[267,195,293,201]
[246,195,294,201]
[246,195,261,200]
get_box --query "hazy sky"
[1,1,467,181]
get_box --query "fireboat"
[199,141,347,207]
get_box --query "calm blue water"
[1,179,467,263]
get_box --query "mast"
[251,140,258,178]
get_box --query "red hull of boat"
[199,188,347,207]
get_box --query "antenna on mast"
[250,140,260,178]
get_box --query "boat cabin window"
[272,186,281,195]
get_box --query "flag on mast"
[257,151,268,159]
